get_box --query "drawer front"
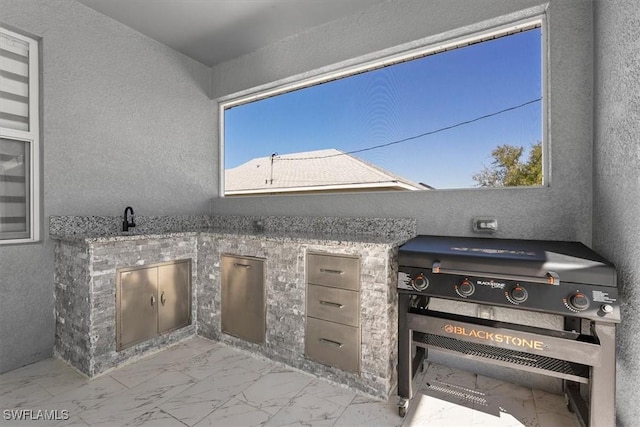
[307,284,359,327]
[307,253,360,290]
[305,317,360,373]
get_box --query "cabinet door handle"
[233,263,251,269]
[320,268,344,275]
[319,300,344,309]
[150,296,156,307]
[319,338,344,348]
[160,291,166,306]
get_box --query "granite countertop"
[50,227,411,246]
[49,215,416,246]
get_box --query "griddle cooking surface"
[399,235,616,287]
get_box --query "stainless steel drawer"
[307,253,360,290]
[305,317,360,373]
[307,284,359,327]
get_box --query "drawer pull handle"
[319,338,344,348]
[160,291,166,306]
[319,300,344,309]
[320,268,344,275]
[150,296,156,307]
[234,263,251,269]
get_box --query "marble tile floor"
[0,337,581,427]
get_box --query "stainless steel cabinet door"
[158,261,191,334]
[118,267,158,350]
[221,255,266,344]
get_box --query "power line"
[277,97,542,161]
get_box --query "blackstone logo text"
[443,324,544,350]
[476,280,506,289]
[3,409,70,421]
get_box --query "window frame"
[218,14,547,197]
[0,26,40,244]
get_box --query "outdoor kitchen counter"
[51,215,415,399]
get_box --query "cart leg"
[398,397,409,417]
[398,293,413,405]
[590,322,616,427]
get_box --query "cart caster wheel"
[398,398,409,418]
[564,393,574,413]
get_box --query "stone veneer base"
[54,236,199,377]
[197,234,399,399]
[52,215,414,399]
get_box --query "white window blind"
[0,27,39,243]
[0,32,30,131]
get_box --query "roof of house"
[225,148,429,195]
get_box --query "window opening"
[222,19,543,196]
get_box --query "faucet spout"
[123,206,136,232]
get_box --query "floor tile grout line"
[111,366,172,390]
[530,386,543,427]
[76,369,197,425]
[0,381,54,410]
[189,395,238,427]
[164,359,274,426]
[159,407,191,427]
[108,372,133,390]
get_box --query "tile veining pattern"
[0,337,581,426]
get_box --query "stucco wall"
[0,0,216,373]
[593,0,640,425]
[210,0,594,245]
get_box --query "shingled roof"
[225,149,429,195]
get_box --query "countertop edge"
[50,230,413,246]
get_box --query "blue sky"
[224,28,541,189]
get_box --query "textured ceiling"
[76,0,388,67]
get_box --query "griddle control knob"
[412,274,429,292]
[457,279,475,297]
[568,292,590,311]
[509,285,528,303]
[601,304,614,314]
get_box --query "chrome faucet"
[122,206,135,232]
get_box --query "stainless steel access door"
[221,255,266,344]
[158,261,191,334]
[118,267,158,350]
